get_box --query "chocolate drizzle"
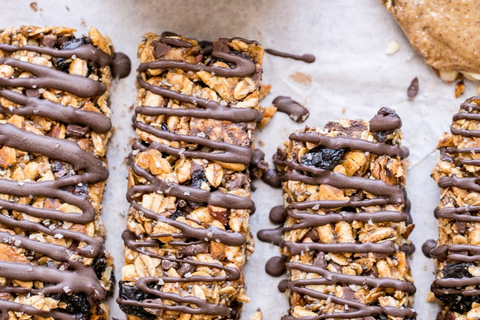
[119,32,262,317]
[0,32,130,318]
[265,48,316,63]
[272,96,309,123]
[258,110,416,318]
[425,97,480,309]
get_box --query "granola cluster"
[0,26,127,319]
[261,109,416,319]
[118,32,264,320]
[427,97,480,320]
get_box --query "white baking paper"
[0,1,476,319]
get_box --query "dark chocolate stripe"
[0,43,112,67]
[118,275,231,316]
[274,158,406,207]
[0,57,106,98]
[122,230,240,281]
[438,176,480,192]
[0,260,103,300]
[289,132,409,158]
[286,240,401,255]
[0,213,103,257]
[280,286,416,319]
[286,210,409,230]
[0,89,111,133]
[450,127,480,137]
[138,42,256,78]
[129,159,254,212]
[135,79,262,123]
[0,300,76,320]
[134,121,253,165]
[265,48,315,64]
[289,262,416,294]
[429,245,480,262]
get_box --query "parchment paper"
[0,1,475,319]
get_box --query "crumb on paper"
[128,104,135,112]
[289,71,312,86]
[258,105,277,129]
[30,2,38,12]
[407,77,419,99]
[65,6,70,11]
[386,40,399,55]
[342,108,346,113]
[455,80,465,98]
[248,310,262,320]
[427,291,436,303]
[259,140,265,147]
[80,19,87,28]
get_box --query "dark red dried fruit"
[54,37,92,73]
[434,263,480,313]
[407,77,419,98]
[92,257,107,279]
[46,287,90,317]
[118,281,156,320]
[300,146,346,170]
[191,169,207,189]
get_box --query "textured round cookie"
[385,0,480,81]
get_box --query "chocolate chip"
[161,259,177,270]
[180,243,208,256]
[178,262,196,277]
[52,161,68,178]
[226,173,247,190]
[300,146,346,170]
[407,77,419,98]
[66,124,89,138]
[152,41,171,59]
[42,34,56,48]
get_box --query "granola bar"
[424,96,480,319]
[117,32,263,320]
[259,108,416,319]
[0,26,130,320]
